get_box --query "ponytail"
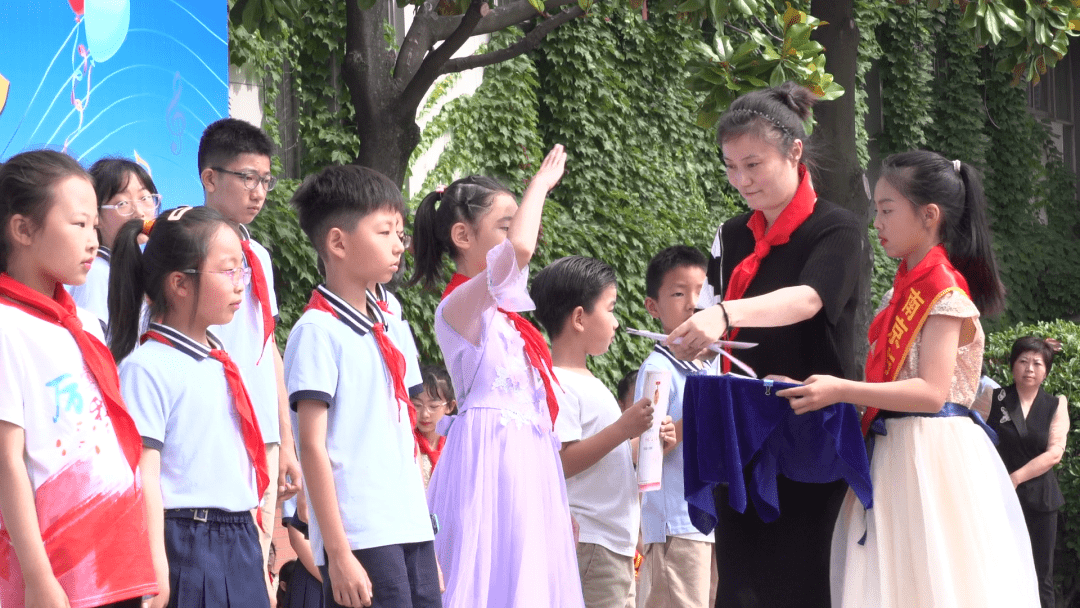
[950,163,1005,316]
[407,176,513,290]
[880,151,1006,317]
[107,206,237,361]
[410,190,450,290]
[108,219,150,361]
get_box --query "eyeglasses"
[212,167,277,192]
[182,267,252,287]
[399,233,412,249]
[101,194,163,217]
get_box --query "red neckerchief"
[0,274,141,471]
[240,239,275,358]
[418,434,446,469]
[140,329,270,528]
[304,289,420,457]
[720,165,817,372]
[860,245,969,434]
[442,273,560,426]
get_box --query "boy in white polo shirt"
[286,164,439,608]
[531,256,675,608]
[635,246,716,608]
[198,119,302,595]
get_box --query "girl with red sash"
[668,82,867,608]
[409,146,586,607]
[0,150,157,608]
[109,206,271,608]
[778,151,1039,607]
[412,365,457,489]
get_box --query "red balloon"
[68,0,84,16]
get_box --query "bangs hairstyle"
[108,206,239,361]
[530,255,617,338]
[879,151,1005,316]
[645,245,707,300]
[717,81,819,171]
[0,149,89,272]
[89,157,159,208]
[409,175,513,289]
[1009,336,1058,374]
[290,165,406,264]
[197,118,273,172]
[419,364,457,413]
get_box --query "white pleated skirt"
[831,416,1040,608]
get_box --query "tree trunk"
[354,107,421,187]
[811,0,873,373]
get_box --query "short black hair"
[1009,336,1058,375]
[616,370,638,404]
[531,256,617,338]
[645,245,707,299]
[290,164,406,264]
[89,157,159,208]
[197,118,273,173]
[419,364,457,414]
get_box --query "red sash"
[304,289,420,457]
[419,434,446,469]
[442,273,561,426]
[141,329,270,528]
[720,165,817,372]
[0,274,142,472]
[860,245,969,434]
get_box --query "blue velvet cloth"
[683,374,873,533]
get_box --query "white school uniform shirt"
[66,246,111,331]
[210,225,280,444]
[553,367,639,557]
[636,345,715,545]
[285,286,433,564]
[119,323,260,511]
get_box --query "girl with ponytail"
[778,151,1039,607]
[411,146,587,607]
[110,206,272,608]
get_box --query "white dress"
[831,290,1040,607]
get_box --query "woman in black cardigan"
[987,336,1070,608]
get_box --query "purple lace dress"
[427,240,584,607]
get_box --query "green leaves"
[958,0,1080,85]
[685,1,845,129]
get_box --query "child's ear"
[644,297,661,320]
[923,203,942,228]
[325,227,347,260]
[570,305,586,333]
[450,221,470,253]
[165,270,189,299]
[200,167,217,193]
[7,214,35,247]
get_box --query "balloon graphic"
[67,0,85,17]
[83,0,130,63]
[0,72,9,116]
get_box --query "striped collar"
[313,284,384,336]
[237,223,251,241]
[146,322,223,360]
[96,245,112,262]
[653,344,707,375]
[374,283,388,304]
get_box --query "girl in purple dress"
[410,145,584,607]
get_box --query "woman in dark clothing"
[667,82,866,608]
[988,336,1070,608]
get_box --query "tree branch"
[439,5,584,75]
[430,0,578,40]
[399,0,489,111]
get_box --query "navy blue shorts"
[164,508,270,608]
[319,541,441,608]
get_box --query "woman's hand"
[666,306,727,360]
[776,375,844,415]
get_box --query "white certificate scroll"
[637,370,671,493]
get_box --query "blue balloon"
[84,0,130,63]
